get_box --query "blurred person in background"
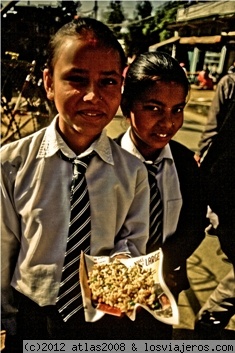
[195,90,235,339]
[197,64,214,90]
[195,71,235,164]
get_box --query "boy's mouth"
[157,133,167,138]
[79,109,104,118]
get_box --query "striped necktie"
[56,152,94,322]
[144,162,163,251]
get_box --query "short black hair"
[121,51,190,117]
[46,17,127,74]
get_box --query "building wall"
[173,1,235,81]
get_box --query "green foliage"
[107,1,125,24]
[124,1,181,57]
[107,1,125,35]
[159,29,170,42]
[136,1,153,19]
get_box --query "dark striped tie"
[144,162,163,251]
[56,152,94,322]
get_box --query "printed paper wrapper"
[80,249,179,325]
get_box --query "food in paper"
[80,249,179,325]
[88,260,160,314]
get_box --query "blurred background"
[1,0,235,145]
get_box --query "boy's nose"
[159,111,173,127]
[83,84,100,102]
[83,91,96,101]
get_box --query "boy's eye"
[152,106,160,111]
[65,76,119,87]
[143,105,161,112]
[173,107,184,114]
[100,78,118,86]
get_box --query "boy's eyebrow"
[143,99,164,106]
[102,70,121,77]
[67,68,121,76]
[142,99,186,106]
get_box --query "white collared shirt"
[121,127,183,242]
[1,117,149,320]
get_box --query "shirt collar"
[36,116,114,165]
[121,127,173,164]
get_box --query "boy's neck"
[56,122,100,155]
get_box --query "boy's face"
[128,81,186,159]
[44,37,123,146]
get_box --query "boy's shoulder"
[0,128,46,163]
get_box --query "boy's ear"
[43,69,54,101]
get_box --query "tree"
[105,1,125,37]
[136,1,153,19]
[123,1,181,57]
[107,1,125,24]
[123,23,149,58]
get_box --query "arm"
[162,143,207,294]
[1,165,21,336]
[205,153,235,266]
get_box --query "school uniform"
[113,130,206,339]
[115,129,206,290]
[1,117,150,345]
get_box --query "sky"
[1,1,165,19]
